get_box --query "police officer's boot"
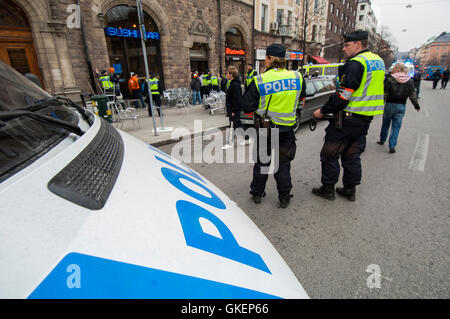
[250,191,265,204]
[279,195,293,209]
[312,184,335,201]
[336,185,356,202]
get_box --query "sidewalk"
[116,104,230,146]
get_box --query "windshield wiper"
[20,95,93,125]
[0,110,85,136]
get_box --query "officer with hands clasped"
[312,30,385,202]
[240,43,306,209]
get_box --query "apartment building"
[355,0,377,35]
[323,0,358,63]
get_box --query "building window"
[359,15,364,21]
[336,8,340,17]
[334,24,338,33]
[329,21,332,31]
[314,0,319,11]
[312,24,317,42]
[288,10,292,26]
[261,4,268,32]
[277,9,283,25]
[330,3,334,13]
[361,5,365,10]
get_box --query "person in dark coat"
[432,69,442,89]
[225,66,242,128]
[413,69,422,98]
[190,73,202,105]
[441,67,450,90]
[378,63,420,153]
[220,74,228,92]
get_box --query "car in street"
[0,60,309,299]
[239,76,336,133]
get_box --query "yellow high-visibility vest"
[254,68,304,126]
[345,51,385,116]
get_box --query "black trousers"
[146,94,161,117]
[250,128,297,200]
[320,118,371,187]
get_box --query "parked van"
[0,61,309,299]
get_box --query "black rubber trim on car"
[48,119,124,210]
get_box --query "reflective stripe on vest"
[100,76,113,89]
[345,52,385,116]
[255,69,303,126]
[246,70,256,86]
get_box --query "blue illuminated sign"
[105,27,160,40]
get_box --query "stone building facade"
[0,0,254,100]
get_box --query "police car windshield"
[0,61,81,183]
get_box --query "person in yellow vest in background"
[98,70,114,95]
[240,43,306,209]
[142,73,162,117]
[211,74,219,92]
[312,30,385,202]
[245,64,258,91]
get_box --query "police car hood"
[0,115,309,299]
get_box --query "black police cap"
[266,43,286,58]
[344,30,369,42]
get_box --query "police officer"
[142,73,162,117]
[312,30,385,202]
[240,44,306,208]
[245,64,258,91]
[211,74,219,92]
[99,70,114,95]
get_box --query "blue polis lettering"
[105,27,160,40]
[366,60,385,72]
[154,155,271,274]
[258,79,300,97]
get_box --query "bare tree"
[370,25,397,68]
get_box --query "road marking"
[409,134,430,172]
[422,106,429,118]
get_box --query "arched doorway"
[0,0,43,87]
[104,5,163,97]
[225,27,246,81]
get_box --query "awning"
[310,56,330,64]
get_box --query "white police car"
[0,61,309,299]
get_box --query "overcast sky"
[369,0,450,52]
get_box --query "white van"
[0,61,308,299]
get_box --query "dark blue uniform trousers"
[320,118,371,187]
[251,129,297,200]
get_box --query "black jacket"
[384,75,420,110]
[443,70,450,80]
[226,78,242,117]
[190,77,201,91]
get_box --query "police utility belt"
[254,95,283,129]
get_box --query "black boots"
[250,192,265,204]
[312,184,336,201]
[336,185,356,202]
[279,195,293,209]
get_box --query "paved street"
[158,80,450,299]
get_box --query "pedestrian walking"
[413,68,422,98]
[190,73,202,105]
[441,67,450,90]
[128,72,146,109]
[312,30,385,202]
[377,63,421,153]
[240,43,306,209]
[225,66,243,135]
[432,69,442,89]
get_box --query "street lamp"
[279,24,291,45]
